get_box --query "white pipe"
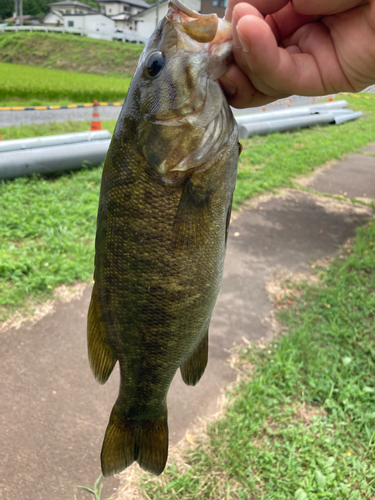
[234,100,348,125]
[238,110,362,138]
[0,140,110,179]
[0,130,111,153]
[238,114,335,139]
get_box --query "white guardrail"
[0,25,148,44]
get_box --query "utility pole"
[19,0,23,26]
[155,0,159,27]
[14,0,18,25]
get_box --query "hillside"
[0,32,143,77]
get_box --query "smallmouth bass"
[87,0,239,477]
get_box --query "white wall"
[64,14,115,33]
[43,11,64,25]
[137,3,168,38]
[57,5,93,14]
[137,0,202,39]
[97,2,144,17]
[186,0,201,12]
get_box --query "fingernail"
[236,26,251,53]
[232,12,242,50]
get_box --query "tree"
[0,0,14,20]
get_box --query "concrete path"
[1,146,374,500]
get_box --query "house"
[63,12,115,34]
[200,0,226,16]
[47,0,98,15]
[41,0,99,26]
[5,14,40,24]
[132,0,201,39]
[40,10,65,25]
[95,0,150,18]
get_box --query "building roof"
[95,0,150,8]
[63,11,109,16]
[41,9,65,21]
[48,1,97,9]
[110,12,130,19]
[5,14,38,21]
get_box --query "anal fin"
[180,329,208,386]
[101,407,168,477]
[87,283,117,384]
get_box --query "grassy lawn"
[0,32,143,78]
[141,218,375,500]
[0,95,374,322]
[0,62,131,104]
[234,94,375,207]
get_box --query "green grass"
[0,32,143,78]
[0,94,374,321]
[141,220,375,500]
[0,166,102,320]
[0,62,132,103]
[234,94,375,208]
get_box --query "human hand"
[220,0,375,108]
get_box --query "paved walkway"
[1,146,374,500]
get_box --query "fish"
[87,0,239,477]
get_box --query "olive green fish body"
[88,0,239,477]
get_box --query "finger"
[229,4,265,92]
[267,3,320,41]
[235,15,352,95]
[231,3,264,50]
[226,0,365,20]
[220,63,277,108]
[291,0,366,16]
[226,0,288,19]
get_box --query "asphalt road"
[0,95,330,128]
[0,106,122,128]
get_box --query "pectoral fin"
[173,178,211,249]
[180,329,208,386]
[87,283,117,384]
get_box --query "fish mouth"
[167,0,232,50]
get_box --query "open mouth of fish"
[136,0,235,182]
[168,0,232,59]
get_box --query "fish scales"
[87,0,239,477]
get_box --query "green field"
[0,95,374,322]
[0,62,132,104]
[0,32,143,78]
[142,218,375,499]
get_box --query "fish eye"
[145,51,166,78]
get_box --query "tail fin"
[101,408,168,477]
